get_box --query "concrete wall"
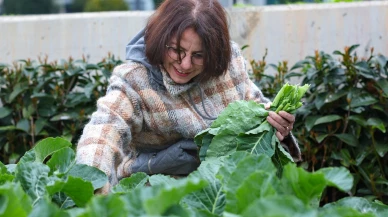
[1,1,387,68]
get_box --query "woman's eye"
[192,53,203,59]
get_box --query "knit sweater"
[76,42,299,193]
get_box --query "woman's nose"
[179,55,193,70]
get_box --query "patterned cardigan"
[76,43,300,193]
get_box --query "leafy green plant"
[1,137,387,216]
[195,83,309,172]
[290,45,388,203]
[0,54,123,164]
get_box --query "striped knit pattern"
[76,42,284,193]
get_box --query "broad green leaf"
[0,126,18,132]
[241,195,317,217]
[305,115,320,131]
[314,92,327,110]
[149,174,177,186]
[34,137,72,162]
[217,152,249,183]
[28,199,69,217]
[0,162,14,184]
[62,176,94,207]
[316,134,329,143]
[225,154,276,213]
[112,172,149,193]
[314,115,342,125]
[0,107,12,119]
[8,83,28,103]
[334,134,359,147]
[375,141,388,157]
[47,147,76,175]
[15,162,50,201]
[205,129,237,161]
[236,125,275,157]
[183,160,224,216]
[281,164,327,207]
[233,171,277,214]
[366,118,386,133]
[16,119,30,133]
[350,94,378,108]
[318,167,354,192]
[376,79,388,97]
[0,183,32,217]
[68,164,108,190]
[348,115,367,127]
[144,177,208,215]
[324,197,388,217]
[319,206,375,217]
[82,194,128,217]
[199,134,214,161]
[34,119,47,136]
[325,90,348,104]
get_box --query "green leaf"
[236,124,275,158]
[318,167,354,192]
[0,107,12,119]
[144,177,208,215]
[183,160,224,216]
[366,118,386,133]
[224,154,277,213]
[334,134,359,147]
[305,115,320,132]
[316,134,329,143]
[16,119,30,133]
[241,195,317,217]
[233,171,277,214]
[8,83,28,103]
[376,79,388,97]
[112,172,149,193]
[314,115,342,125]
[348,115,367,127]
[28,199,69,217]
[0,183,32,217]
[15,162,50,201]
[62,176,94,207]
[319,206,375,217]
[324,197,388,217]
[68,164,108,190]
[83,194,128,217]
[281,164,327,207]
[350,93,378,108]
[375,141,388,157]
[34,137,72,162]
[46,147,76,175]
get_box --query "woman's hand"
[266,111,295,141]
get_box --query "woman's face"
[163,28,204,84]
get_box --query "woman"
[76,0,300,194]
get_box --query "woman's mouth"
[174,67,190,77]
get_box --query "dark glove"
[130,139,200,175]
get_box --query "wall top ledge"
[1,1,387,22]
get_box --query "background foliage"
[250,45,388,203]
[0,54,122,164]
[2,0,58,15]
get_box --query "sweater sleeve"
[76,64,144,194]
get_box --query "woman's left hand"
[266,111,295,141]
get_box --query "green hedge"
[0,54,123,163]
[251,45,388,203]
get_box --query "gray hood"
[125,28,164,88]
